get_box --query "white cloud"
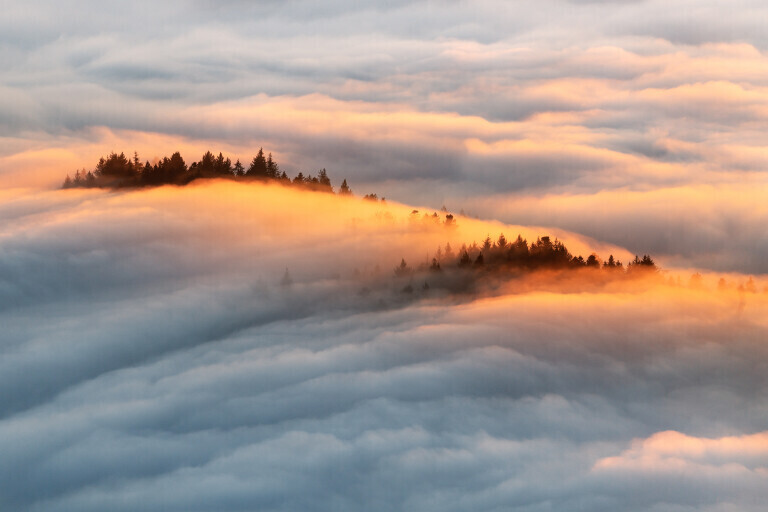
[1,183,767,511]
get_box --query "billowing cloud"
[591,431,768,511]
[1,183,768,511]
[4,0,768,198]
[462,183,768,274]
[3,2,768,510]
[5,12,768,279]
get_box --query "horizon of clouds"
[2,183,768,511]
[4,0,768,196]
[3,1,768,275]
[4,4,768,510]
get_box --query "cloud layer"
[3,3,768,509]
[3,0,767,273]
[2,183,767,511]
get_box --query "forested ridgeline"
[63,151,659,288]
[61,149,356,195]
[394,233,657,284]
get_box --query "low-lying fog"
[2,181,766,512]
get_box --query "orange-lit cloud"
[596,430,768,468]
[2,179,768,511]
[4,3,768,509]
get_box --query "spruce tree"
[233,159,245,176]
[266,153,279,178]
[247,148,267,177]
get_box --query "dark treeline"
[396,233,657,281]
[62,149,355,195]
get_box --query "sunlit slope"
[1,179,631,275]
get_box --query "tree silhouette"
[233,159,245,177]
[198,151,215,175]
[444,243,454,261]
[95,152,136,185]
[266,153,279,178]
[628,254,657,273]
[458,250,471,268]
[60,147,362,197]
[159,152,187,183]
[380,232,663,299]
[214,152,232,175]
[247,148,267,178]
[394,258,411,277]
[317,168,332,192]
[508,235,529,266]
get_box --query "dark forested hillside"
[389,232,659,296]
[62,149,357,196]
[62,150,659,288]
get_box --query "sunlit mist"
[3,1,768,511]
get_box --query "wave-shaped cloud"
[1,183,767,511]
[3,2,768,509]
[4,1,768,196]
[4,1,768,277]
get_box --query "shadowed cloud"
[1,183,767,511]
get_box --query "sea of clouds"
[2,182,767,511]
[3,0,768,275]
[3,1,768,509]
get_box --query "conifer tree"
[247,148,267,177]
[266,153,279,178]
[317,168,332,192]
[197,151,214,174]
[233,159,245,176]
[214,152,231,175]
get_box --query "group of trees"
[62,149,355,195]
[398,233,657,277]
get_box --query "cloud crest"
[4,2,768,509]
[4,1,768,275]
[1,183,767,511]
